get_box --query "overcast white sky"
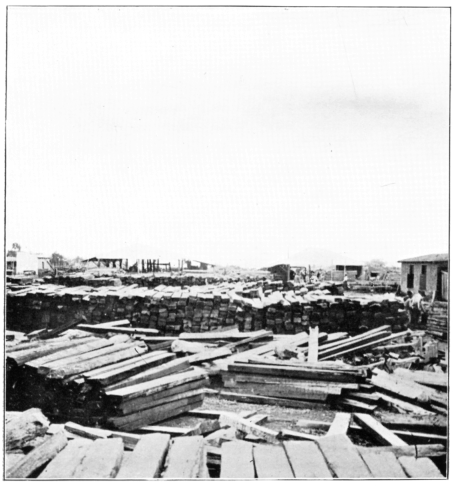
[6,6,449,267]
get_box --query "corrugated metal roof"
[398,253,448,263]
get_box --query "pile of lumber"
[5,408,445,479]
[7,282,408,336]
[426,302,447,341]
[6,330,209,428]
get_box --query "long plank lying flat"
[218,391,331,410]
[398,456,445,478]
[357,444,446,459]
[225,383,335,401]
[316,434,372,479]
[253,444,294,479]
[161,437,204,478]
[6,431,68,479]
[220,441,255,479]
[219,413,279,444]
[283,440,332,478]
[8,341,87,367]
[39,439,93,479]
[353,413,407,446]
[116,433,170,479]
[357,449,407,479]
[72,439,124,479]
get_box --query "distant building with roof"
[398,253,448,301]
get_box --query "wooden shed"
[398,253,448,301]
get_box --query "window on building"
[420,264,427,291]
[407,265,414,289]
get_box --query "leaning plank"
[398,456,445,478]
[393,368,447,390]
[77,324,159,335]
[220,440,255,479]
[283,440,332,478]
[116,433,170,479]
[357,449,407,478]
[136,425,191,436]
[7,341,86,367]
[219,413,279,443]
[353,413,407,446]
[39,439,92,479]
[316,434,372,478]
[375,412,447,431]
[72,438,124,478]
[6,408,50,452]
[279,429,319,441]
[161,436,205,478]
[307,326,319,362]
[6,431,68,479]
[188,347,232,364]
[253,444,294,478]
[339,398,377,413]
[376,392,435,415]
[327,413,351,436]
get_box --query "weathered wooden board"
[77,324,159,335]
[64,422,112,440]
[283,440,332,478]
[219,413,279,443]
[398,456,445,478]
[72,438,124,478]
[161,436,204,478]
[354,413,407,446]
[116,433,170,479]
[327,413,351,436]
[39,439,92,479]
[253,444,294,478]
[357,444,445,458]
[5,408,50,452]
[219,391,331,410]
[307,326,319,362]
[357,448,407,478]
[220,440,255,479]
[316,434,372,479]
[6,431,68,479]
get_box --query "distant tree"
[12,242,21,251]
[50,252,65,267]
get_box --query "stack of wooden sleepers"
[5,408,445,479]
[426,301,448,341]
[5,329,209,428]
[6,281,408,337]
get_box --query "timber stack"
[426,301,447,341]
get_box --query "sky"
[5,6,450,267]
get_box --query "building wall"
[400,262,441,296]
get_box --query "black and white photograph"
[3,3,450,479]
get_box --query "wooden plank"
[137,425,191,436]
[220,440,255,478]
[161,436,204,478]
[390,430,447,444]
[398,456,445,478]
[376,392,435,415]
[225,330,274,349]
[72,438,124,478]
[339,398,377,412]
[64,422,112,440]
[279,429,319,441]
[6,431,68,479]
[87,352,175,386]
[327,413,351,436]
[357,448,407,478]
[108,396,204,431]
[105,368,207,402]
[393,368,447,389]
[316,434,372,478]
[225,383,335,401]
[39,439,92,479]
[354,413,407,446]
[227,363,363,383]
[307,326,319,362]
[283,440,332,478]
[188,347,232,364]
[7,341,88,367]
[116,433,170,479]
[219,413,279,444]
[105,357,190,391]
[77,323,159,335]
[253,444,294,478]
[6,408,50,452]
[375,412,447,431]
[218,391,330,410]
[357,444,446,458]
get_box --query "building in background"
[6,251,52,276]
[398,253,448,301]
